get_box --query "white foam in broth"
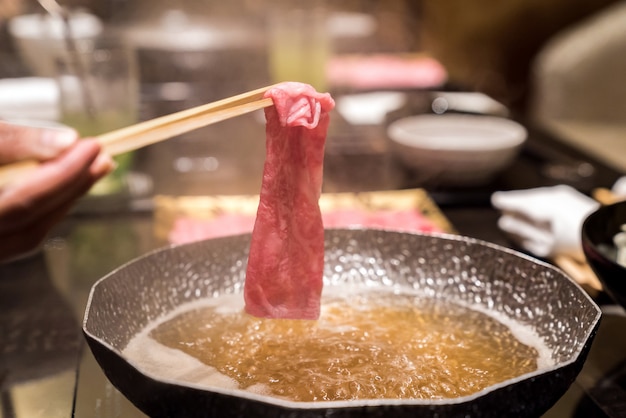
[123,286,554,402]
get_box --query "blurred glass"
[267,4,331,91]
[8,11,103,77]
[56,40,139,195]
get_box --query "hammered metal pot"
[83,229,601,418]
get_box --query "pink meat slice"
[167,208,443,245]
[244,82,335,320]
[169,214,256,243]
[322,209,443,233]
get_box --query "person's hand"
[0,121,114,262]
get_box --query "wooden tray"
[154,188,455,242]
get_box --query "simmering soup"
[124,287,551,402]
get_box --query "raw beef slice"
[244,82,335,320]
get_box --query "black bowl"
[84,229,601,418]
[582,200,626,308]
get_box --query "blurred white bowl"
[8,12,103,77]
[387,114,527,186]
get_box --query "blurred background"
[1,0,625,197]
[1,0,623,112]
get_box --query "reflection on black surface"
[587,360,626,417]
[574,397,612,418]
[575,359,626,418]
[0,253,80,384]
[0,253,81,417]
[572,307,626,418]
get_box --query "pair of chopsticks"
[0,85,275,188]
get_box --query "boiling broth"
[125,288,548,402]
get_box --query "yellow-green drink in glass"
[267,6,330,92]
[56,41,139,195]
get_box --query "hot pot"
[83,229,600,418]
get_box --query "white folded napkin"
[491,185,599,261]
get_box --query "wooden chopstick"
[593,187,625,205]
[0,85,275,188]
[99,85,274,156]
[553,255,602,295]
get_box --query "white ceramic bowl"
[387,113,527,186]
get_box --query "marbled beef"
[244,82,335,320]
